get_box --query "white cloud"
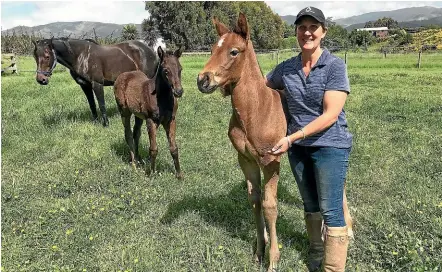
[265,1,442,19]
[2,1,442,31]
[2,1,149,30]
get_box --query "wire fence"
[3,44,442,75]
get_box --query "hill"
[334,6,442,27]
[1,21,142,39]
[345,16,442,31]
[280,6,442,30]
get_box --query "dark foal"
[114,46,184,179]
[33,38,158,127]
[114,70,159,166]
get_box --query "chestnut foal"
[197,13,353,271]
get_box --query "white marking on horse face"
[217,34,228,48]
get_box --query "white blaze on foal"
[217,34,227,47]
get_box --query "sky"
[1,1,442,31]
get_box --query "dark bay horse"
[197,13,353,271]
[114,46,184,179]
[33,38,158,126]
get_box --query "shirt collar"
[295,48,330,70]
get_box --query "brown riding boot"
[323,225,349,272]
[304,212,324,271]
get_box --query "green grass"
[2,52,442,272]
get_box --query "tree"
[121,24,139,41]
[282,21,296,38]
[323,18,349,51]
[349,29,375,47]
[144,1,284,50]
[141,18,160,47]
[364,17,398,29]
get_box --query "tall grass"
[1,52,442,271]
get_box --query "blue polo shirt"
[266,49,352,148]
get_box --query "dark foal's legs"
[133,117,143,163]
[91,82,109,127]
[146,118,159,175]
[121,113,136,167]
[163,119,183,179]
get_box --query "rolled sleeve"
[325,58,350,93]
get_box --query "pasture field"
[2,52,442,271]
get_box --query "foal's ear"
[234,12,250,44]
[212,16,230,37]
[174,45,184,58]
[157,46,164,60]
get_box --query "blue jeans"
[287,145,351,227]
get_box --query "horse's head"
[157,46,184,98]
[197,12,250,95]
[33,38,57,85]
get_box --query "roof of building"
[357,27,389,31]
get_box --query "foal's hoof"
[175,172,184,180]
[102,120,109,127]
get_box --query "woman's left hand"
[268,137,290,155]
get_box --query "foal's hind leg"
[146,118,159,175]
[121,114,136,168]
[262,160,281,271]
[133,117,143,163]
[92,82,109,127]
[238,154,267,264]
[163,119,183,179]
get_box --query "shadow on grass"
[42,104,120,128]
[110,138,176,175]
[161,181,309,263]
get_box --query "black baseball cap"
[294,6,326,25]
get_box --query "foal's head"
[33,39,57,85]
[157,46,184,98]
[197,12,251,96]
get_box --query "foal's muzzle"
[197,72,218,94]
[173,88,184,98]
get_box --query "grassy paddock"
[1,52,442,272]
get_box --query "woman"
[266,6,352,272]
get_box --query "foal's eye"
[230,49,239,57]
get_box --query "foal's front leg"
[263,160,281,272]
[163,118,183,179]
[146,118,159,175]
[238,154,267,264]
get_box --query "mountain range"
[1,21,142,39]
[282,6,442,30]
[2,6,442,38]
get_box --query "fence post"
[344,51,348,65]
[417,50,422,69]
[384,50,387,58]
[276,50,279,65]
